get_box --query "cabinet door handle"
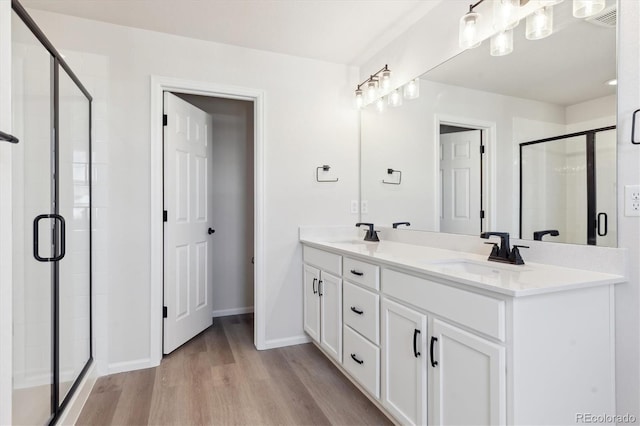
[350,306,364,315]
[413,329,421,358]
[350,353,364,365]
[350,269,364,276]
[312,278,318,295]
[430,336,438,367]
[318,280,323,297]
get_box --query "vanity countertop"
[300,238,625,297]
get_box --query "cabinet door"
[303,265,320,343]
[431,319,506,425]
[381,298,427,426]
[320,271,342,363]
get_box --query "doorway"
[438,122,489,235]
[162,92,255,354]
[150,76,265,363]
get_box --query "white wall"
[361,0,640,419]
[177,94,254,316]
[0,2,14,423]
[26,8,360,374]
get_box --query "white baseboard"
[258,334,311,350]
[58,362,97,426]
[107,357,156,375]
[212,306,254,318]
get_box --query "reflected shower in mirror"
[360,0,617,246]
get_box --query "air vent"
[586,5,616,28]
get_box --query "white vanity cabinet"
[431,318,506,425]
[381,298,427,426]
[342,257,381,398]
[303,246,343,363]
[300,241,618,426]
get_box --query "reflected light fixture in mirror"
[388,88,403,107]
[493,0,520,30]
[354,64,392,108]
[573,0,605,18]
[375,97,386,113]
[354,88,364,109]
[526,5,554,40]
[365,79,378,103]
[403,78,420,100]
[490,29,513,56]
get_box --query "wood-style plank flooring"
[77,314,392,425]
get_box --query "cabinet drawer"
[343,257,379,290]
[303,246,341,276]
[343,325,380,399]
[343,281,380,345]
[382,269,505,341]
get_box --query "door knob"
[208,228,215,235]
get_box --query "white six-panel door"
[440,130,481,235]
[163,92,214,354]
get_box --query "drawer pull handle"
[413,329,421,358]
[350,269,364,276]
[430,336,438,367]
[350,353,364,365]
[312,278,318,295]
[350,306,364,315]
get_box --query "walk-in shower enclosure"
[10,1,93,424]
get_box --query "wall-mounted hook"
[383,168,402,185]
[316,165,339,182]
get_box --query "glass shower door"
[11,12,55,425]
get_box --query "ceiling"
[423,1,617,106]
[21,0,440,65]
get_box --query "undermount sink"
[430,259,531,278]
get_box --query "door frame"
[149,76,266,365]
[434,115,497,233]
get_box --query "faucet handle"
[484,242,500,257]
[510,245,529,265]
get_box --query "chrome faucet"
[356,223,380,242]
[480,232,528,265]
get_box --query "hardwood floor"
[77,314,392,425]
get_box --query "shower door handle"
[597,212,608,237]
[33,214,66,262]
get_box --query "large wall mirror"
[360,0,617,246]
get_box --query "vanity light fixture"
[459,0,484,49]
[490,29,514,56]
[573,0,605,18]
[353,64,392,108]
[403,78,420,100]
[526,5,553,40]
[493,0,520,30]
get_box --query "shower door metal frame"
[519,125,616,245]
[11,1,93,424]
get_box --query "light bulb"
[375,97,386,113]
[572,0,605,18]
[380,69,391,91]
[526,6,553,40]
[388,89,403,107]
[459,11,481,49]
[365,80,378,103]
[354,89,364,109]
[490,29,513,56]
[493,0,520,30]
[403,78,420,100]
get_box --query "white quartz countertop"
[300,238,625,297]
